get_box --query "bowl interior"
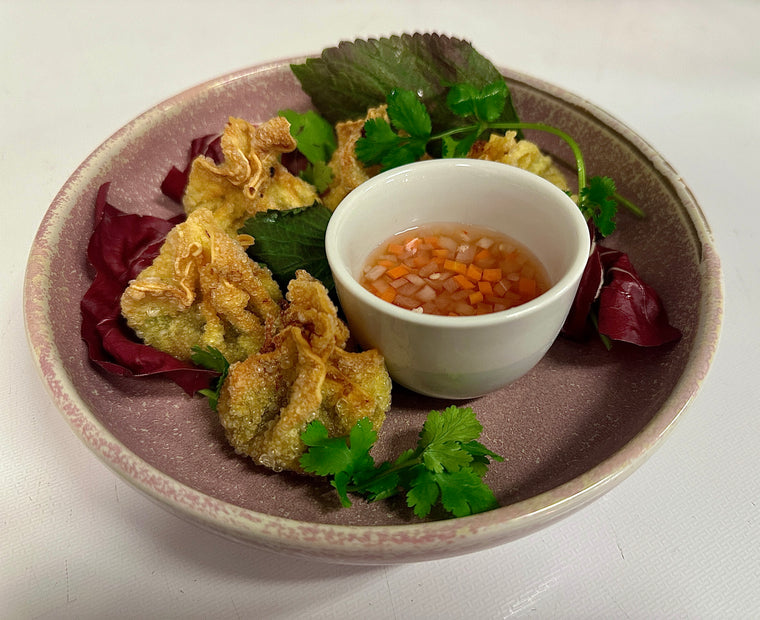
[328,158,588,305]
[24,59,722,562]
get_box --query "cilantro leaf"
[190,346,230,411]
[434,469,499,517]
[419,406,483,447]
[387,89,432,138]
[406,467,440,518]
[239,204,333,291]
[579,176,618,237]
[355,90,432,171]
[298,407,503,520]
[446,80,508,123]
[354,118,402,166]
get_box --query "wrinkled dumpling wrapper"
[217,271,392,473]
[468,132,570,191]
[321,105,388,211]
[183,116,319,235]
[120,207,283,364]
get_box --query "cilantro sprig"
[190,345,230,411]
[355,80,643,236]
[300,406,503,519]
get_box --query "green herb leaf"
[300,161,333,194]
[279,109,337,165]
[387,89,432,138]
[290,33,520,133]
[239,204,333,291]
[298,406,502,520]
[447,80,508,123]
[190,346,230,411]
[579,176,618,237]
[279,109,336,193]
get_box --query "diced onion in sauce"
[360,222,550,317]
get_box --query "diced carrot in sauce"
[478,281,493,295]
[387,264,410,279]
[453,274,476,290]
[379,287,397,303]
[443,259,467,275]
[483,268,503,282]
[360,222,548,317]
[466,263,482,281]
[518,277,536,297]
[468,291,484,305]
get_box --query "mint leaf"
[239,204,333,291]
[279,109,337,165]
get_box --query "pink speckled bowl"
[24,58,723,564]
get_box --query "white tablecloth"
[4,1,759,617]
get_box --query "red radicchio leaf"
[561,241,604,340]
[160,134,222,203]
[80,182,218,394]
[596,246,682,347]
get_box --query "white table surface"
[3,1,759,617]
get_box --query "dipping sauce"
[360,223,550,316]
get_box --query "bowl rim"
[22,55,724,564]
[325,158,591,328]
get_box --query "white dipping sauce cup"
[325,159,590,399]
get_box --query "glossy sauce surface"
[360,222,549,316]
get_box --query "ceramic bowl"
[24,57,723,564]
[326,159,590,398]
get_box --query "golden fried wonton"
[120,207,283,364]
[321,105,389,211]
[183,116,319,235]
[468,132,570,191]
[217,271,392,472]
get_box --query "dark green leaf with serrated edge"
[291,33,520,133]
[239,204,333,291]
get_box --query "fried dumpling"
[216,271,392,472]
[183,116,319,235]
[468,132,570,191]
[120,207,283,364]
[320,105,388,210]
